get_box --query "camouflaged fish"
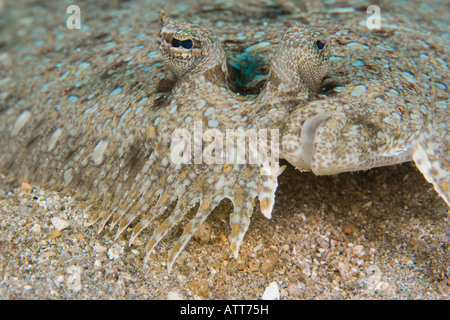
[0,0,448,272]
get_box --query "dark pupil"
[172,38,193,49]
[316,40,325,50]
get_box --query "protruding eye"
[171,37,194,49]
[315,39,326,50]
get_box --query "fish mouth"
[282,112,416,174]
[281,113,333,171]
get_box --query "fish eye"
[172,37,193,49]
[315,39,326,50]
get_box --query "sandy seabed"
[1,163,449,300]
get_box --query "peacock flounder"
[0,1,448,272]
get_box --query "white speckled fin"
[140,162,266,271]
[115,206,143,240]
[141,194,192,255]
[166,197,222,273]
[229,201,255,259]
[258,163,285,219]
[117,183,174,241]
[97,210,116,234]
[86,211,100,227]
[227,167,260,259]
[129,204,165,246]
[115,192,176,240]
[84,199,103,226]
[413,131,450,206]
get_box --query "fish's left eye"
[315,39,326,50]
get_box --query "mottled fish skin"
[0,0,448,272]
